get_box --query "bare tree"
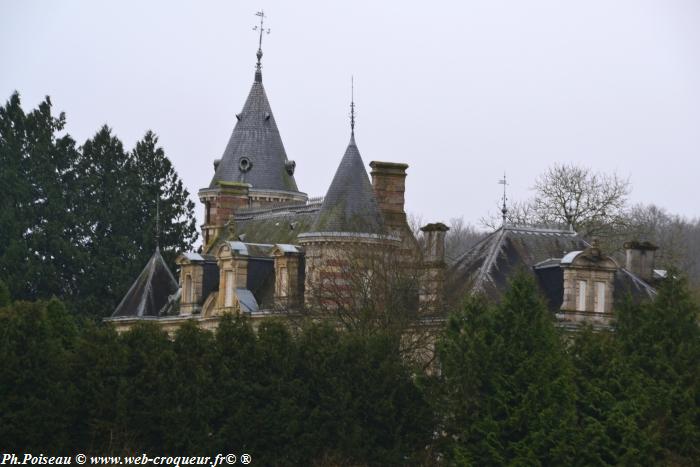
[302,240,443,369]
[480,199,541,231]
[532,164,630,236]
[620,204,700,284]
[480,164,630,239]
[444,217,487,263]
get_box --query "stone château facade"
[108,32,659,333]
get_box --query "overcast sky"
[2,0,699,230]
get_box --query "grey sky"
[2,0,699,231]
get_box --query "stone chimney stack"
[419,222,449,313]
[421,223,449,263]
[624,241,658,282]
[369,161,408,234]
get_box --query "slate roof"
[209,68,299,193]
[311,134,384,234]
[112,248,179,317]
[448,225,656,311]
[233,199,322,244]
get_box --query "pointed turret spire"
[311,89,385,234]
[209,11,300,194]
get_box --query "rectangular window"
[279,266,288,297]
[595,281,606,313]
[577,280,587,311]
[184,274,193,303]
[224,270,234,307]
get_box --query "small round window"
[239,156,252,172]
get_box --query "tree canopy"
[0,92,197,316]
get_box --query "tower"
[198,11,307,249]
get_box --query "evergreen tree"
[74,125,141,316]
[130,130,198,269]
[211,314,260,454]
[570,326,655,465]
[0,299,78,452]
[166,322,215,453]
[438,272,577,465]
[69,321,127,453]
[0,93,81,301]
[0,279,10,306]
[119,322,177,453]
[614,274,700,464]
[296,323,433,465]
[1,93,198,317]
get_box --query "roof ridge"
[473,227,507,292]
[112,248,178,317]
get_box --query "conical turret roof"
[112,248,178,317]
[210,68,299,192]
[312,133,384,234]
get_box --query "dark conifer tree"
[166,322,216,453]
[438,272,577,465]
[1,94,198,316]
[570,326,655,465]
[0,93,81,301]
[119,322,177,453]
[614,274,700,464]
[74,125,141,316]
[0,299,78,452]
[129,130,197,269]
[69,321,127,453]
[211,315,260,454]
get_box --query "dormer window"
[560,245,617,317]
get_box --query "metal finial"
[155,193,161,249]
[350,76,356,134]
[498,173,508,226]
[253,10,270,72]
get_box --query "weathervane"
[253,10,270,71]
[350,76,356,134]
[498,173,508,226]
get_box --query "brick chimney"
[623,241,658,282]
[369,161,408,234]
[198,181,251,250]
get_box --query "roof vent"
[264,112,271,121]
[213,159,221,171]
[235,113,242,121]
